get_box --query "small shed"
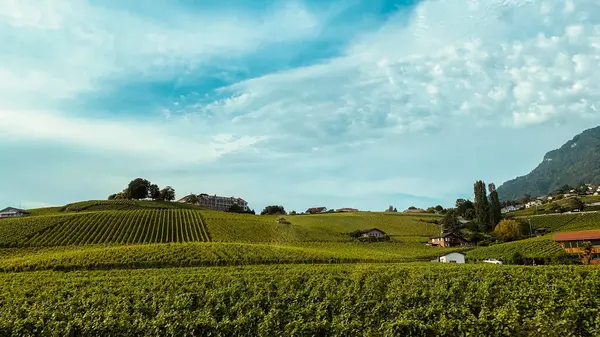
[438,252,465,264]
[276,217,291,224]
[350,228,390,241]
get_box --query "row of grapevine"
[0,210,210,247]
[519,212,600,232]
[0,241,454,272]
[466,236,566,261]
[1,264,599,335]
[0,215,73,247]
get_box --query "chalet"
[350,228,390,241]
[306,207,327,214]
[0,207,29,219]
[554,230,600,264]
[428,232,469,248]
[437,252,465,264]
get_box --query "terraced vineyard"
[520,212,600,232]
[0,210,210,247]
[466,235,567,262]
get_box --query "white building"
[438,252,466,264]
[178,193,249,211]
[501,205,521,214]
[525,200,542,209]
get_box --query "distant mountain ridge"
[497,126,600,200]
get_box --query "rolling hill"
[497,125,600,200]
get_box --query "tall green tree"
[455,199,475,217]
[128,178,151,200]
[148,184,160,200]
[488,183,502,227]
[474,180,490,231]
[159,186,176,201]
[439,209,460,234]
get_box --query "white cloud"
[0,109,266,164]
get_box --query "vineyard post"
[527,219,532,237]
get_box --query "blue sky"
[1,0,600,212]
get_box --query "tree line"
[108,178,176,201]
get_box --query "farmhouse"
[0,207,29,219]
[306,207,327,214]
[436,252,466,264]
[428,232,469,248]
[350,228,390,241]
[554,230,600,264]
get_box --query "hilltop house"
[0,207,29,219]
[178,193,249,212]
[501,205,522,214]
[554,230,600,264]
[306,207,327,214]
[428,232,469,248]
[350,228,390,241]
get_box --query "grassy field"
[1,264,599,336]
[204,210,440,243]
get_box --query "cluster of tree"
[425,205,445,214]
[455,199,475,220]
[260,205,286,215]
[108,178,176,201]
[226,204,256,215]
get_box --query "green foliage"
[438,209,459,233]
[474,180,490,230]
[260,205,286,215]
[148,184,160,200]
[488,183,502,226]
[127,178,151,200]
[159,186,176,201]
[493,219,522,242]
[455,198,475,217]
[1,264,600,335]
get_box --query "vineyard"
[0,210,210,247]
[517,212,600,232]
[466,235,567,262]
[1,264,600,335]
[0,241,458,272]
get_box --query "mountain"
[497,126,600,200]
